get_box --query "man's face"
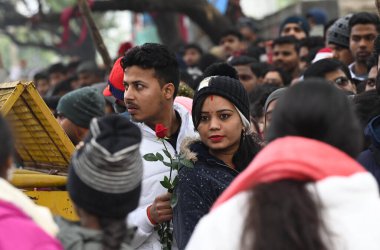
[36,79,50,97]
[183,48,201,67]
[49,72,66,87]
[56,114,82,145]
[78,72,102,87]
[349,24,378,64]
[273,43,299,74]
[324,69,356,93]
[233,65,258,93]
[280,23,307,40]
[263,71,284,86]
[220,35,242,57]
[123,66,166,124]
[328,43,354,66]
[239,26,256,42]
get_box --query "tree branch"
[1,30,61,53]
[0,0,232,44]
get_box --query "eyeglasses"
[331,76,350,87]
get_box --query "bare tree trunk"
[78,0,112,70]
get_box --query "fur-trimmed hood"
[180,137,201,162]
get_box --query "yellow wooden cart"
[0,81,78,220]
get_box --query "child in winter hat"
[57,114,143,250]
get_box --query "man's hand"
[149,192,173,224]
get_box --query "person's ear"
[162,83,175,100]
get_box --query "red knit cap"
[103,57,125,100]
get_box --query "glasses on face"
[331,76,350,87]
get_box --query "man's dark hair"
[303,58,352,81]
[229,55,257,67]
[220,29,244,42]
[299,36,325,50]
[33,71,48,82]
[237,17,259,33]
[0,115,13,168]
[183,43,203,55]
[48,63,67,75]
[246,45,265,61]
[349,12,380,34]
[272,36,300,53]
[121,43,180,98]
[251,62,270,78]
[266,66,293,86]
[198,53,223,72]
[249,83,279,119]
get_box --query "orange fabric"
[146,205,158,225]
[212,136,366,210]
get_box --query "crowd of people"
[1,8,380,250]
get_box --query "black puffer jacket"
[173,141,239,250]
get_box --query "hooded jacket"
[186,136,380,250]
[358,115,380,186]
[127,103,197,250]
[173,140,240,250]
[56,217,132,250]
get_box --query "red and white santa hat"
[312,47,333,63]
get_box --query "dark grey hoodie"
[56,217,132,250]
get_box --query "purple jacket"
[0,200,62,250]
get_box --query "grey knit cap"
[327,14,353,48]
[56,86,105,128]
[67,114,143,218]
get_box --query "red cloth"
[58,0,94,48]
[212,136,366,210]
[117,42,133,57]
[103,57,124,98]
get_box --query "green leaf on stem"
[143,153,158,161]
[160,180,171,190]
[163,161,172,168]
[155,152,164,161]
[164,176,169,183]
[180,159,194,168]
[172,176,178,187]
[171,159,179,170]
[162,149,171,159]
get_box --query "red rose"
[155,124,168,139]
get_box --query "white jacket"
[128,103,197,250]
[186,172,380,250]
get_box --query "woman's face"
[197,95,243,155]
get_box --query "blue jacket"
[358,115,380,188]
[173,141,239,250]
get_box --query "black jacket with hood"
[173,140,240,250]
